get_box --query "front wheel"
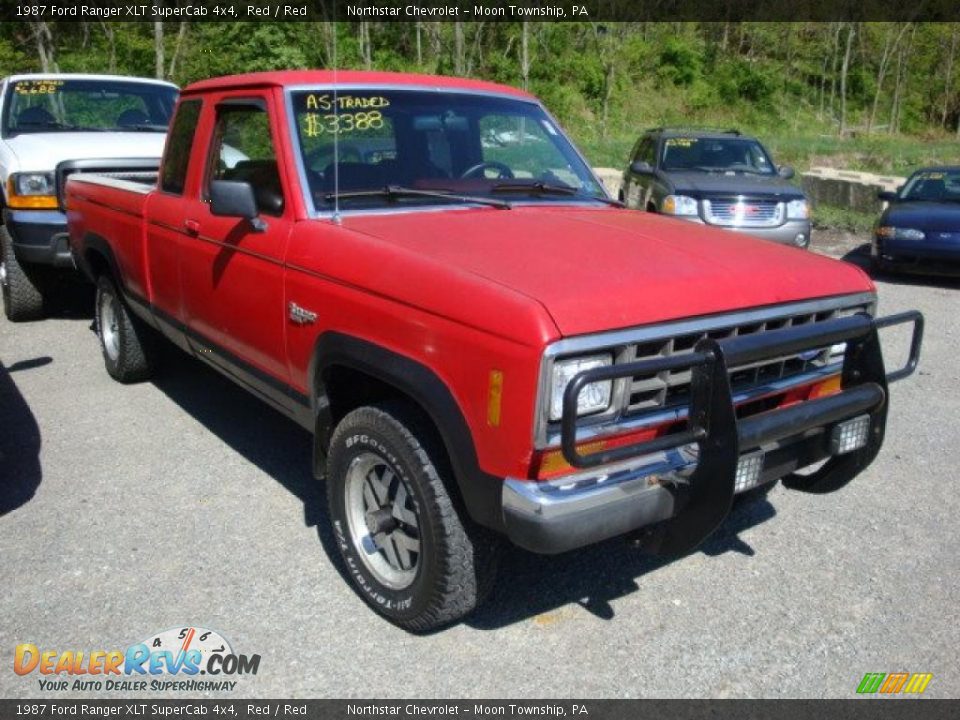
[95,275,156,383]
[1,226,46,322]
[326,403,499,632]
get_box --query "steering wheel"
[305,143,361,172]
[460,161,514,180]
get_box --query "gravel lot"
[1,234,958,699]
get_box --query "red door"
[177,93,293,398]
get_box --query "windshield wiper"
[15,121,108,132]
[491,181,624,207]
[324,185,511,209]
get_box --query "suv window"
[160,100,202,195]
[633,137,655,166]
[208,103,284,216]
[660,136,775,175]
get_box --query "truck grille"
[625,303,870,415]
[702,197,784,228]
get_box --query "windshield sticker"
[664,137,697,147]
[14,80,64,95]
[304,93,390,111]
[303,111,385,137]
[918,172,945,179]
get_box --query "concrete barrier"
[801,167,905,215]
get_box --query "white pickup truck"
[0,73,178,321]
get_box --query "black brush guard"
[560,310,924,556]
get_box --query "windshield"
[899,169,960,202]
[660,136,776,175]
[290,88,606,211]
[2,78,178,136]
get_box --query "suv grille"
[702,197,784,228]
[625,303,871,415]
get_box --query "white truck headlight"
[549,354,613,421]
[661,194,698,216]
[7,172,57,209]
[786,199,809,220]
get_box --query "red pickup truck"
[65,70,923,632]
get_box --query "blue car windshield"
[900,170,960,202]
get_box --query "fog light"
[734,451,765,493]
[830,414,871,455]
[794,233,807,247]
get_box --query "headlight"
[786,199,809,220]
[661,194,698,216]
[877,226,924,241]
[7,172,57,209]
[549,354,613,422]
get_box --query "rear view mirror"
[210,180,258,219]
[877,190,898,202]
[630,160,653,175]
[778,165,795,179]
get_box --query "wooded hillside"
[4,22,958,171]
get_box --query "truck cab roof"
[183,70,533,99]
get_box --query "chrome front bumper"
[502,451,687,554]
[502,311,924,555]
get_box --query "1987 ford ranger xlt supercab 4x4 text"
[66,71,924,632]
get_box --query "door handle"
[183,219,200,236]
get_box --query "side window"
[208,103,284,216]
[638,137,656,166]
[160,100,202,195]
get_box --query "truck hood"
[665,171,804,199]
[3,132,167,171]
[338,206,873,338]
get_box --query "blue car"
[872,166,960,276]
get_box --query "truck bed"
[66,174,154,300]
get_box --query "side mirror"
[877,190,898,202]
[630,160,653,175]
[778,165,795,180]
[210,180,259,220]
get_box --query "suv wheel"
[1,226,46,322]
[95,275,156,383]
[327,402,499,632]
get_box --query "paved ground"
[1,233,958,699]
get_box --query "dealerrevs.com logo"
[14,626,261,692]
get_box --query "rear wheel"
[95,275,156,383]
[326,402,499,632]
[1,226,46,322]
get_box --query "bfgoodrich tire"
[1,225,46,322]
[95,275,156,383]
[326,402,499,632]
